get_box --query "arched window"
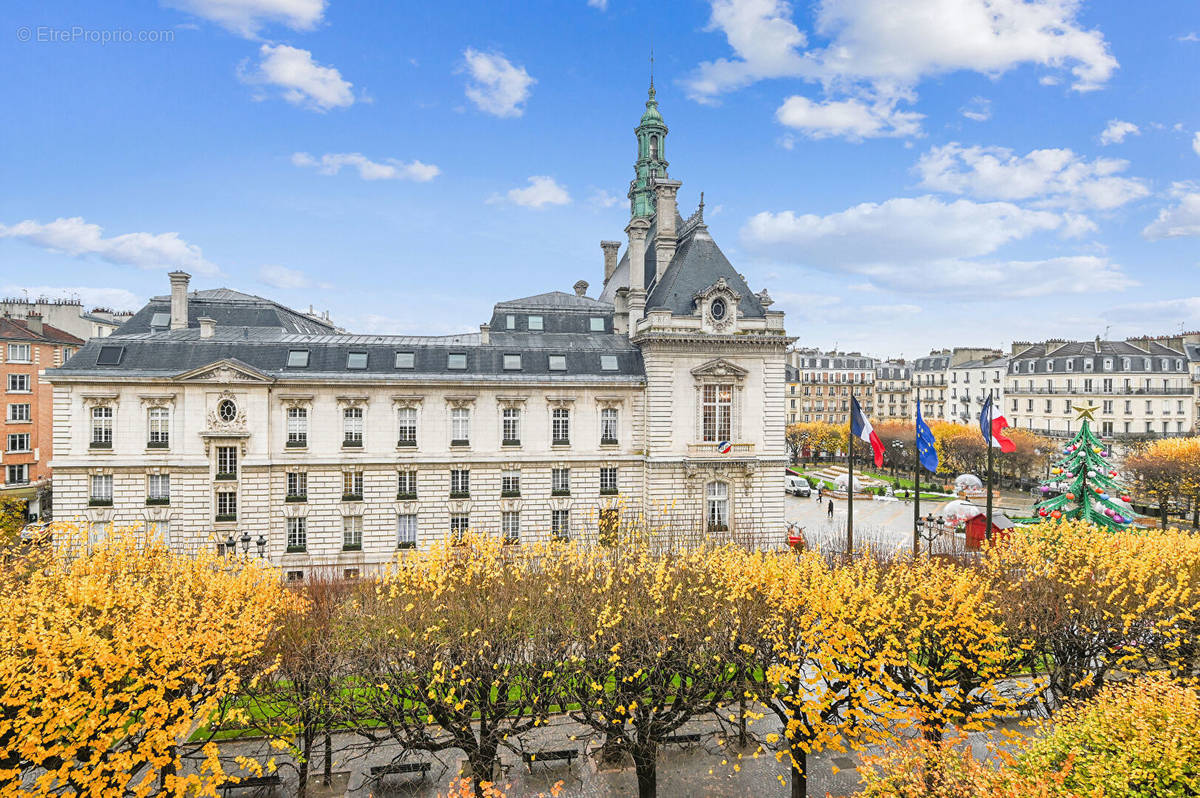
[706,481,729,532]
[649,135,659,159]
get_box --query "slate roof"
[115,288,336,336]
[914,353,951,371]
[494,291,612,311]
[0,317,84,345]
[1009,339,1187,374]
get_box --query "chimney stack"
[479,323,490,345]
[653,179,682,283]
[168,271,190,330]
[198,317,216,339]
[601,240,621,282]
[25,312,43,336]
[573,280,589,297]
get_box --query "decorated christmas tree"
[1034,402,1135,530]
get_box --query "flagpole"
[985,389,994,542]
[914,400,921,557]
[847,399,854,557]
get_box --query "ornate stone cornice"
[138,393,176,408]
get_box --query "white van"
[785,474,812,497]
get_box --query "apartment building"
[786,348,876,424]
[875,360,911,420]
[912,350,951,420]
[945,348,1007,424]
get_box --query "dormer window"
[600,355,618,371]
[287,349,309,368]
[548,355,566,371]
[447,353,467,370]
[590,317,606,332]
[394,352,414,369]
[527,315,544,331]
[503,354,522,370]
[347,352,368,370]
[506,315,516,330]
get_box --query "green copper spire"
[628,79,669,219]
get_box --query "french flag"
[980,394,1016,453]
[850,396,885,467]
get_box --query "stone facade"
[784,348,875,425]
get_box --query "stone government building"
[48,85,792,575]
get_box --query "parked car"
[785,474,812,497]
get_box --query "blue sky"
[1,0,1198,358]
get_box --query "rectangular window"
[397,407,417,446]
[286,349,309,368]
[216,491,237,521]
[600,407,618,444]
[396,469,417,499]
[527,315,543,331]
[447,353,467,369]
[506,314,516,330]
[216,446,238,479]
[503,354,522,370]
[395,351,415,369]
[590,317,605,332]
[1102,421,1114,436]
[6,433,30,452]
[343,471,364,500]
[599,466,618,495]
[90,474,113,504]
[397,514,418,548]
[343,406,364,446]
[707,481,729,531]
[501,469,520,497]
[287,517,307,551]
[346,352,368,369]
[147,473,170,503]
[286,471,307,501]
[551,509,570,541]
[702,384,733,442]
[502,407,521,444]
[343,516,363,551]
[96,345,124,366]
[548,355,567,371]
[7,343,31,363]
[287,407,308,447]
[552,407,570,445]
[600,355,618,371]
[450,513,470,540]
[147,407,169,447]
[450,407,470,445]
[91,406,113,447]
[7,403,30,422]
[502,511,520,544]
[286,570,305,582]
[1102,400,1113,414]
[450,468,470,498]
[552,467,570,496]
[8,374,31,392]
[6,464,29,485]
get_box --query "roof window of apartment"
[548,355,567,371]
[395,351,415,369]
[1047,361,1054,372]
[96,345,125,366]
[600,355,618,371]
[1066,360,1074,371]
[447,353,467,370]
[503,354,522,370]
[7,344,31,363]
[506,314,516,329]
[150,312,171,329]
[287,349,309,368]
[527,315,544,331]
[589,317,605,332]
[347,351,368,369]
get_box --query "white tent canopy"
[954,474,983,492]
[943,500,983,522]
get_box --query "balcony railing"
[688,442,756,456]
[1008,387,1192,396]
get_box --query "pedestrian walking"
[827,499,834,518]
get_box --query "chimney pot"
[600,240,621,283]
[168,271,190,330]
[26,312,43,336]
[573,280,589,297]
[198,317,216,339]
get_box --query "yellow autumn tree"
[0,524,296,798]
[1125,436,1200,528]
[785,422,846,465]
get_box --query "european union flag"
[916,399,939,474]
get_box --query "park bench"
[370,761,432,781]
[522,748,579,772]
[661,732,703,746]
[220,774,282,796]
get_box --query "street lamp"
[915,513,943,557]
[239,531,252,555]
[225,532,236,557]
[255,534,267,558]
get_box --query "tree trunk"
[1163,498,1170,529]
[632,742,658,798]
[468,738,499,798]
[789,746,807,798]
[737,684,748,748]
[296,727,312,798]
[322,730,332,786]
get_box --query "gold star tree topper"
[1073,402,1100,421]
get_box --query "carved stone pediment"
[691,358,749,383]
[175,358,273,384]
[139,393,176,409]
[445,395,477,410]
[391,395,424,410]
[496,395,529,408]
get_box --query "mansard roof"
[115,288,336,336]
[493,291,613,312]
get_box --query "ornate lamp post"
[255,534,267,558]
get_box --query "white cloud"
[1179,32,1200,43]
[587,0,608,8]
[461,49,535,118]
[163,0,325,37]
[1193,131,1200,156]
[1143,183,1200,240]
[291,152,439,181]
[258,264,311,289]
[775,94,922,139]
[960,96,991,122]
[242,44,354,111]
[914,143,1149,211]
[685,0,1117,138]
[589,188,622,209]
[0,217,219,275]
[489,176,571,209]
[740,195,1132,296]
[1103,297,1200,327]
[1099,119,1139,145]
[1,284,143,312]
